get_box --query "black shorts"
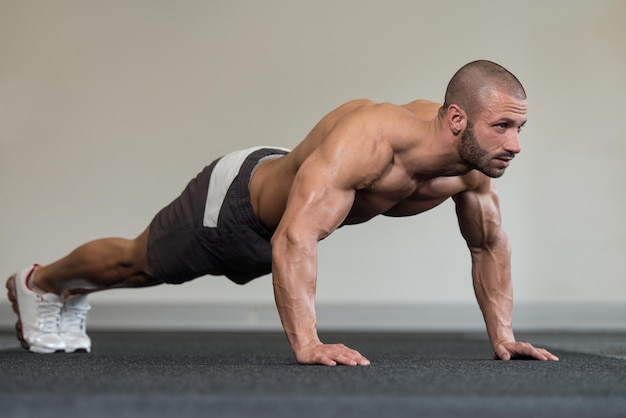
[147,147,289,285]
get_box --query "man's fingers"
[494,348,511,361]
[322,344,370,366]
[519,344,559,361]
[297,343,371,366]
[516,342,547,360]
[339,354,371,366]
[495,342,559,361]
[319,357,338,367]
[537,347,559,361]
[328,349,371,366]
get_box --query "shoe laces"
[62,296,90,333]
[37,296,63,333]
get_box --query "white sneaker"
[60,294,92,353]
[6,265,65,353]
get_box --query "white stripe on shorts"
[202,146,289,228]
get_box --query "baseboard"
[1,301,624,332]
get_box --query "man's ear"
[446,104,467,135]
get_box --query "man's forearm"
[272,273,320,352]
[470,246,516,346]
[271,235,321,354]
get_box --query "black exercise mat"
[1,331,625,418]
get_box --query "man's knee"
[129,226,156,277]
[110,228,151,274]
[113,228,162,288]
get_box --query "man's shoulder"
[412,172,479,199]
[401,99,442,115]
[337,99,439,120]
[454,171,492,195]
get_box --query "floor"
[1,330,625,418]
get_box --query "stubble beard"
[459,121,513,178]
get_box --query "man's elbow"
[271,227,317,262]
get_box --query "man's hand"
[295,341,371,366]
[494,341,559,361]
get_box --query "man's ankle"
[28,266,60,295]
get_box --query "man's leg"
[33,226,162,295]
[6,226,162,353]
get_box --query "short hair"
[442,60,526,119]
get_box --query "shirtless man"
[6,60,559,364]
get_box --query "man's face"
[459,90,527,178]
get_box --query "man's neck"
[407,112,472,179]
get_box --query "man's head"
[442,60,527,178]
[443,60,526,120]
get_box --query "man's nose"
[505,132,521,154]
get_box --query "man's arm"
[453,175,558,361]
[270,112,394,366]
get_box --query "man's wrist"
[485,320,515,346]
[291,335,322,352]
[490,330,515,347]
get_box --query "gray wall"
[1,0,624,330]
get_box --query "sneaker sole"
[6,274,64,354]
[65,347,90,354]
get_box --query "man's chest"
[345,175,469,223]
